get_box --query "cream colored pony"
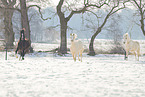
[123,33,140,61]
[70,33,84,62]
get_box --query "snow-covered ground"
[0,40,145,97]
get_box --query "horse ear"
[124,33,128,38]
[127,33,130,38]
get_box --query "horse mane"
[124,33,130,44]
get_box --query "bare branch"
[9,0,16,6]
[57,0,64,14]
[47,24,60,29]
[1,0,8,6]
[132,0,145,35]
[87,10,101,18]
[132,0,140,9]
[66,1,107,22]
[0,6,20,12]
[27,5,51,20]
[0,0,20,12]
[110,0,130,16]
[29,13,36,22]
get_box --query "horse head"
[20,29,25,40]
[123,33,130,44]
[70,33,77,42]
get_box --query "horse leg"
[124,50,127,60]
[137,50,140,61]
[72,53,75,61]
[19,52,22,61]
[15,47,19,58]
[78,52,80,61]
[74,54,77,61]
[134,51,137,60]
[80,53,82,62]
[19,51,24,61]
[126,50,128,60]
[80,49,84,62]
[22,50,25,60]
[19,56,22,61]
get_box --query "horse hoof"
[22,58,24,60]
[16,55,18,58]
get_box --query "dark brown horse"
[15,28,30,60]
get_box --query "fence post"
[5,43,7,60]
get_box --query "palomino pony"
[15,28,30,60]
[123,33,140,61]
[70,33,84,62]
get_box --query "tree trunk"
[132,0,145,36]
[20,0,31,40]
[3,8,14,48]
[140,14,145,36]
[1,0,16,49]
[88,9,111,56]
[20,0,33,52]
[57,0,68,54]
[88,28,101,56]
[60,20,67,54]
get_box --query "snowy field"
[0,39,145,97]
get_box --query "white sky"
[51,0,59,6]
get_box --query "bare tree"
[131,0,145,35]
[0,0,49,50]
[20,0,51,52]
[20,0,31,40]
[88,0,129,56]
[107,15,122,44]
[1,0,16,48]
[57,0,106,54]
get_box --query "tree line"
[0,0,144,55]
